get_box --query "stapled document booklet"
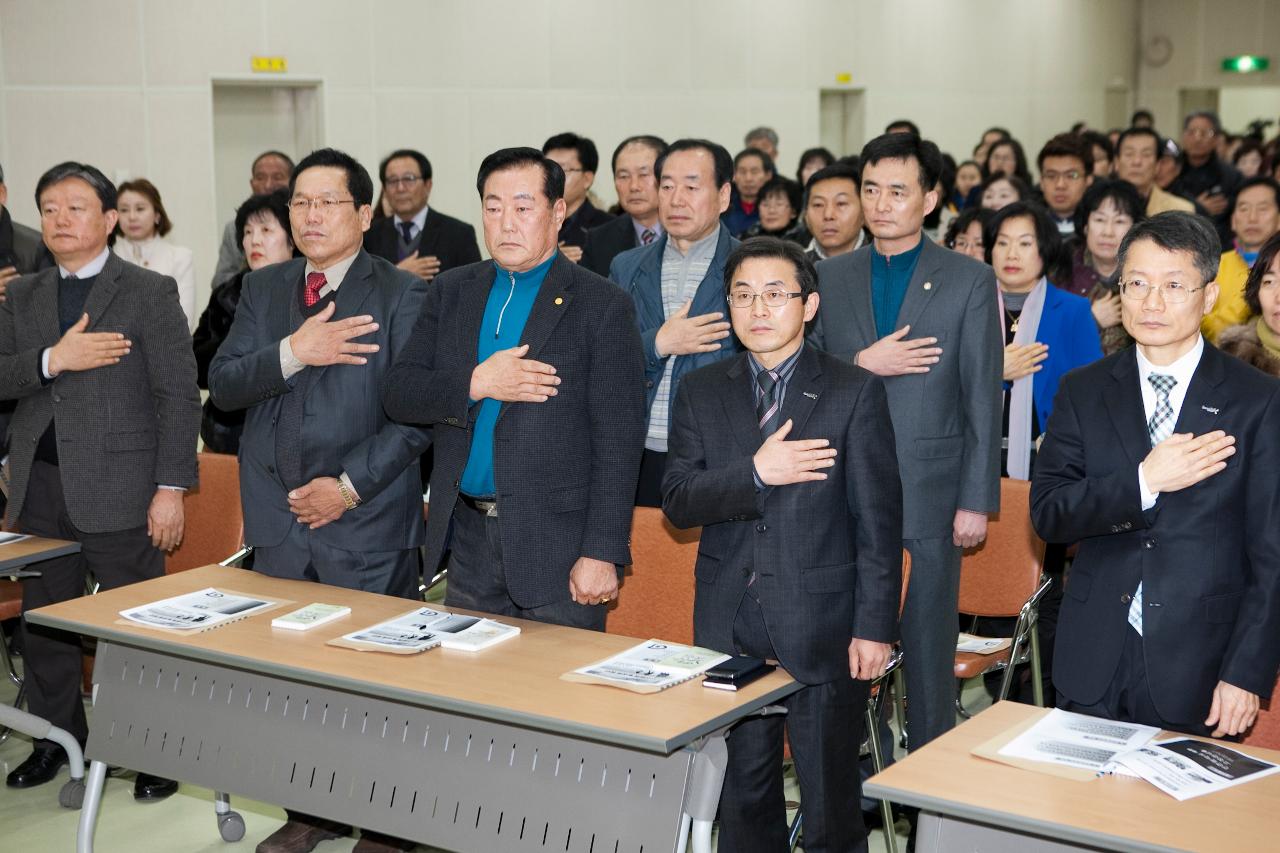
[562,639,731,694]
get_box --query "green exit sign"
[1222,55,1270,73]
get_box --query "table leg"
[681,731,728,853]
[76,759,108,853]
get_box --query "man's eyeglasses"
[729,289,805,309]
[289,197,357,213]
[384,175,423,189]
[1042,170,1084,183]
[1118,278,1206,303]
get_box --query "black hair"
[252,150,295,173]
[1243,232,1280,315]
[758,176,801,213]
[723,236,818,299]
[1117,211,1222,286]
[1183,110,1222,134]
[978,172,1031,206]
[610,135,668,172]
[379,148,433,183]
[1079,130,1114,167]
[1232,176,1280,212]
[734,147,776,176]
[983,200,1071,284]
[289,148,374,207]
[1074,178,1146,236]
[983,137,1034,185]
[35,161,117,212]
[656,139,734,189]
[983,126,1012,142]
[804,162,860,194]
[885,120,921,136]
[1233,139,1265,168]
[1116,126,1162,158]
[1131,109,1155,126]
[1037,133,1093,173]
[234,189,293,252]
[944,206,994,249]
[859,133,943,192]
[542,132,600,174]
[795,146,836,184]
[476,147,565,202]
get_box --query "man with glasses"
[210,148,431,852]
[1033,211,1280,736]
[542,132,614,262]
[363,148,480,282]
[1171,111,1243,245]
[663,237,902,852]
[1037,134,1094,236]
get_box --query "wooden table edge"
[0,538,81,572]
[27,609,801,755]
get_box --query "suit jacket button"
[1144,538,1156,549]
[741,567,751,578]
[1120,593,1132,604]
[52,394,61,403]
[268,465,275,473]
[755,523,767,533]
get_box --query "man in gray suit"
[209,148,428,853]
[810,133,1003,753]
[0,162,199,797]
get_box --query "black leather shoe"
[133,772,179,801]
[6,746,69,788]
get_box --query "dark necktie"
[756,369,781,438]
[399,221,415,244]
[641,228,656,245]
[304,272,327,308]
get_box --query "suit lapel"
[31,268,61,345]
[517,254,574,363]
[1105,349,1155,468]
[1172,343,1227,436]
[843,250,878,347]
[720,355,765,455]
[268,262,302,344]
[894,239,944,332]
[418,208,442,257]
[777,345,824,437]
[81,254,123,330]
[304,252,376,394]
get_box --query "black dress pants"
[18,461,163,747]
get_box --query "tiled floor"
[0,642,993,851]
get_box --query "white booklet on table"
[1104,738,1280,800]
[562,639,731,694]
[329,607,519,655]
[996,708,1159,772]
[119,587,281,633]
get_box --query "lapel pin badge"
[1201,405,1219,414]
[803,391,819,400]
[923,281,932,290]
[554,296,564,305]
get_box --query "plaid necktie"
[1131,372,1178,635]
[756,369,781,438]
[641,228,656,245]
[304,272,327,308]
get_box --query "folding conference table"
[27,564,798,853]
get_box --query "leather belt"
[459,494,499,518]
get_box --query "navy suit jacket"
[363,206,481,274]
[608,225,741,416]
[382,254,647,608]
[1032,343,1280,723]
[208,251,431,553]
[663,346,903,685]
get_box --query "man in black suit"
[383,147,645,629]
[1032,211,1280,737]
[210,149,430,853]
[581,135,666,277]
[542,132,614,264]
[363,148,480,282]
[0,162,199,798]
[663,238,903,852]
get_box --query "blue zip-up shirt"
[870,237,923,339]
[460,253,556,497]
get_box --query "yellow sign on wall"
[251,56,288,73]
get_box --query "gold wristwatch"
[337,478,360,511]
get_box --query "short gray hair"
[744,126,779,148]
[1116,211,1221,286]
[34,161,117,211]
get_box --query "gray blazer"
[809,238,1002,538]
[209,251,431,553]
[0,253,200,532]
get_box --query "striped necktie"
[756,369,781,438]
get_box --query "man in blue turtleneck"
[383,147,646,631]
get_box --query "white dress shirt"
[1136,335,1205,509]
[394,205,429,242]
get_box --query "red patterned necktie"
[304,272,327,307]
[641,228,656,245]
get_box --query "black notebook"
[702,656,775,691]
